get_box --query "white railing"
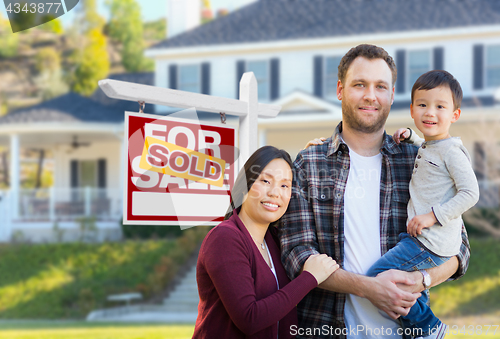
[17,187,122,221]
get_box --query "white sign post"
[98,72,281,226]
[99,72,280,171]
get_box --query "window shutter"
[270,58,280,100]
[433,47,444,70]
[98,159,106,188]
[70,160,78,188]
[169,64,178,89]
[314,56,323,97]
[396,50,406,94]
[473,44,484,90]
[236,60,245,98]
[201,63,211,95]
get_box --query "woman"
[193,146,339,338]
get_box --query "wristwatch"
[419,270,431,289]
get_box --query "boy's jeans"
[366,233,450,337]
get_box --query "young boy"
[365,70,480,339]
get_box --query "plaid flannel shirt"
[279,122,470,338]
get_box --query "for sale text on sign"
[124,111,236,226]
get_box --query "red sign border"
[123,111,237,226]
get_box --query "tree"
[71,28,110,96]
[143,18,166,42]
[39,18,64,34]
[69,0,109,96]
[78,0,105,33]
[35,47,61,73]
[0,12,19,58]
[34,47,69,99]
[106,0,153,72]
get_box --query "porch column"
[10,134,20,219]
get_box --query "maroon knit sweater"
[193,211,317,339]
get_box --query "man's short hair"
[411,70,463,110]
[338,44,397,86]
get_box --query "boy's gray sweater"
[408,137,479,256]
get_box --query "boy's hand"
[303,137,326,150]
[407,212,437,237]
[393,128,410,144]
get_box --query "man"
[279,44,470,339]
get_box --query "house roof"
[258,89,342,129]
[150,0,500,50]
[0,73,155,125]
[271,89,341,115]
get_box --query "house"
[2,0,500,242]
[146,0,500,206]
[0,73,154,242]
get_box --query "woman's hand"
[303,254,339,285]
[303,137,326,150]
[392,128,410,144]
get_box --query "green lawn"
[0,241,177,319]
[0,320,499,339]
[0,321,195,339]
[0,227,209,319]
[431,238,500,318]
[0,238,497,338]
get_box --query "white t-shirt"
[343,149,401,338]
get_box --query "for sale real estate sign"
[124,111,236,226]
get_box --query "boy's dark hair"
[411,70,463,110]
[338,44,397,86]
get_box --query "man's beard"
[342,100,390,134]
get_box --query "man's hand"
[365,270,421,320]
[407,212,437,237]
[303,137,326,150]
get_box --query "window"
[79,160,97,187]
[178,64,200,93]
[246,60,269,101]
[486,45,500,88]
[325,56,342,98]
[408,50,431,89]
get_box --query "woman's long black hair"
[224,145,293,220]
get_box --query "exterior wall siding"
[152,34,500,105]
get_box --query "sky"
[1,0,257,29]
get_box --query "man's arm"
[398,256,459,293]
[317,256,459,319]
[318,268,421,320]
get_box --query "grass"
[0,237,496,338]
[0,241,175,318]
[0,320,499,339]
[0,227,209,319]
[0,321,194,339]
[431,238,500,318]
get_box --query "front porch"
[0,187,123,243]
[17,187,122,221]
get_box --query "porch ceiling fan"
[68,136,91,152]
